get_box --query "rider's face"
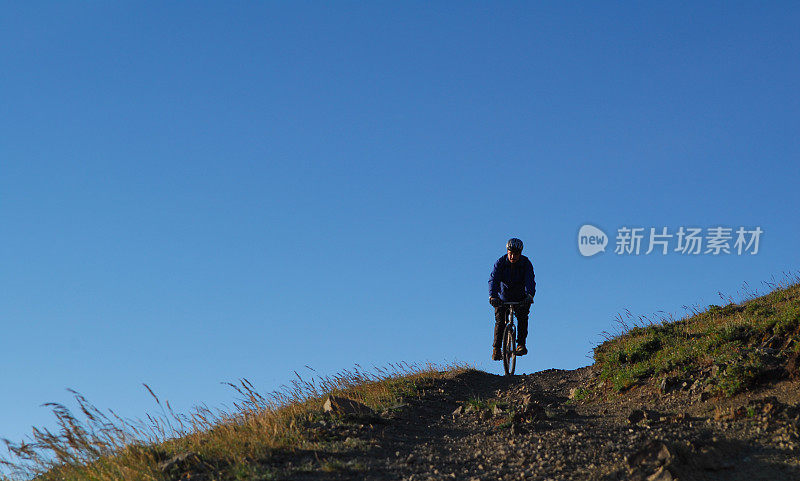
[507,249,520,263]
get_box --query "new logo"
[578,225,608,257]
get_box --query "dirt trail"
[277,366,800,480]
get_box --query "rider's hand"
[525,294,534,305]
[489,297,502,308]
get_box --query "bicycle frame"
[503,301,524,316]
[501,301,523,376]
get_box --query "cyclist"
[489,238,535,360]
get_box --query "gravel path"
[266,366,800,480]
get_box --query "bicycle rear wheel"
[502,323,516,376]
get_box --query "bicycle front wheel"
[502,323,516,376]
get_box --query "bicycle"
[500,301,525,376]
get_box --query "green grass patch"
[594,280,800,396]
[569,387,592,402]
[716,351,768,396]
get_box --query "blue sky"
[2,2,799,448]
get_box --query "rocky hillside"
[162,281,800,480]
[5,281,800,481]
[149,363,799,481]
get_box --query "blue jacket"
[489,254,536,301]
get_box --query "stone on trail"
[626,440,672,470]
[511,423,528,436]
[627,409,646,424]
[323,395,373,416]
[647,465,675,481]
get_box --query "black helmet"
[506,238,523,252]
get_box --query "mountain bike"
[501,301,524,376]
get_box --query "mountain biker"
[489,238,535,361]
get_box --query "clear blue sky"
[2,2,799,448]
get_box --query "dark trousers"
[493,303,530,348]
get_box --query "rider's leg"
[516,303,530,346]
[493,306,505,353]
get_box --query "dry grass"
[1,361,470,481]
